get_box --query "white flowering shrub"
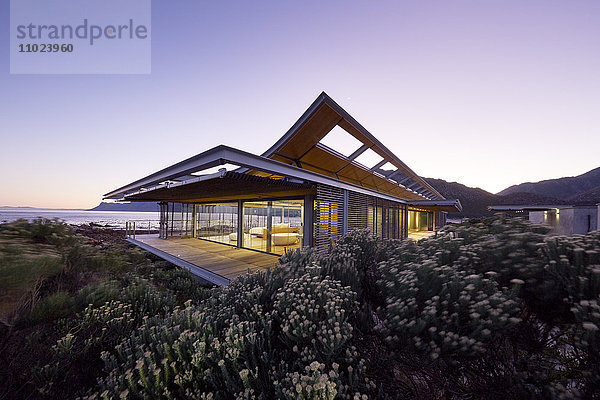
[274,361,338,400]
[372,216,600,398]
[89,304,272,399]
[379,258,521,362]
[19,216,600,399]
[274,270,358,363]
[120,276,178,317]
[543,233,600,304]
[567,298,600,396]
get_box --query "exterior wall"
[529,211,545,225]
[573,206,598,235]
[554,208,573,236]
[314,183,407,252]
[529,207,598,235]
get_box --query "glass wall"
[408,209,433,232]
[243,199,304,254]
[366,199,406,240]
[161,202,195,238]
[196,202,238,245]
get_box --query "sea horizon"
[0,207,160,229]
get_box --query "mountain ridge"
[87,202,159,212]
[497,167,600,200]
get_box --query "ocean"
[0,208,159,229]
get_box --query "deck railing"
[125,220,161,239]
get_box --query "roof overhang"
[123,171,314,203]
[104,145,420,204]
[408,199,463,212]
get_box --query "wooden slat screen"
[315,184,344,252]
[348,193,406,240]
[348,191,369,232]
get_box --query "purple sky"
[1,0,599,208]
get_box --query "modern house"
[488,204,599,235]
[105,92,461,284]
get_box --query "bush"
[379,260,521,362]
[7,217,600,399]
[19,291,76,326]
[273,269,358,364]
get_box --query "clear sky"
[1,0,599,208]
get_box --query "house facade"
[105,93,461,256]
[489,204,599,236]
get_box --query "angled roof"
[258,92,444,201]
[104,93,454,208]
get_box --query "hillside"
[425,178,565,218]
[425,178,496,218]
[88,202,159,212]
[568,185,600,204]
[498,166,600,200]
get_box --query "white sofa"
[272,233,299,246]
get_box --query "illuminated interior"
[156,198,306,256]
[408,209,433,232]
[243,200,304,254]
[195,199,304,255]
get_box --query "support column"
[266,201,273,253]
[192,204,197,238]
[237,200,243,248]
[404,206,409,240]
[303,195,314,248]
[342,189,349,235]
[159,202,168,239]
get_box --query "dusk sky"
[1,0,599,209]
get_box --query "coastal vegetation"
[1,217,599,399]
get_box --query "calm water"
[0,208,159,229]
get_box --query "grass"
[0,219,210,399]
[0,225,64,321]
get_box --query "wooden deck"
[128,234,279,286]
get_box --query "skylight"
[354,148,384,169]
[191,163,239,176]
[377,162,396,174]
[318,125,364,157]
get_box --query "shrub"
[19,290,75,326]
[9,217,600,399]
[273,269,358,364]
[379,259,521,362]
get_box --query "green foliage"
[274,270,358,363]
[0,218,76,246]
[75,281,122,308]
[374,216,600,398]
[5,217,600,399]
[379,261,521,362]
[20,291,76,325]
